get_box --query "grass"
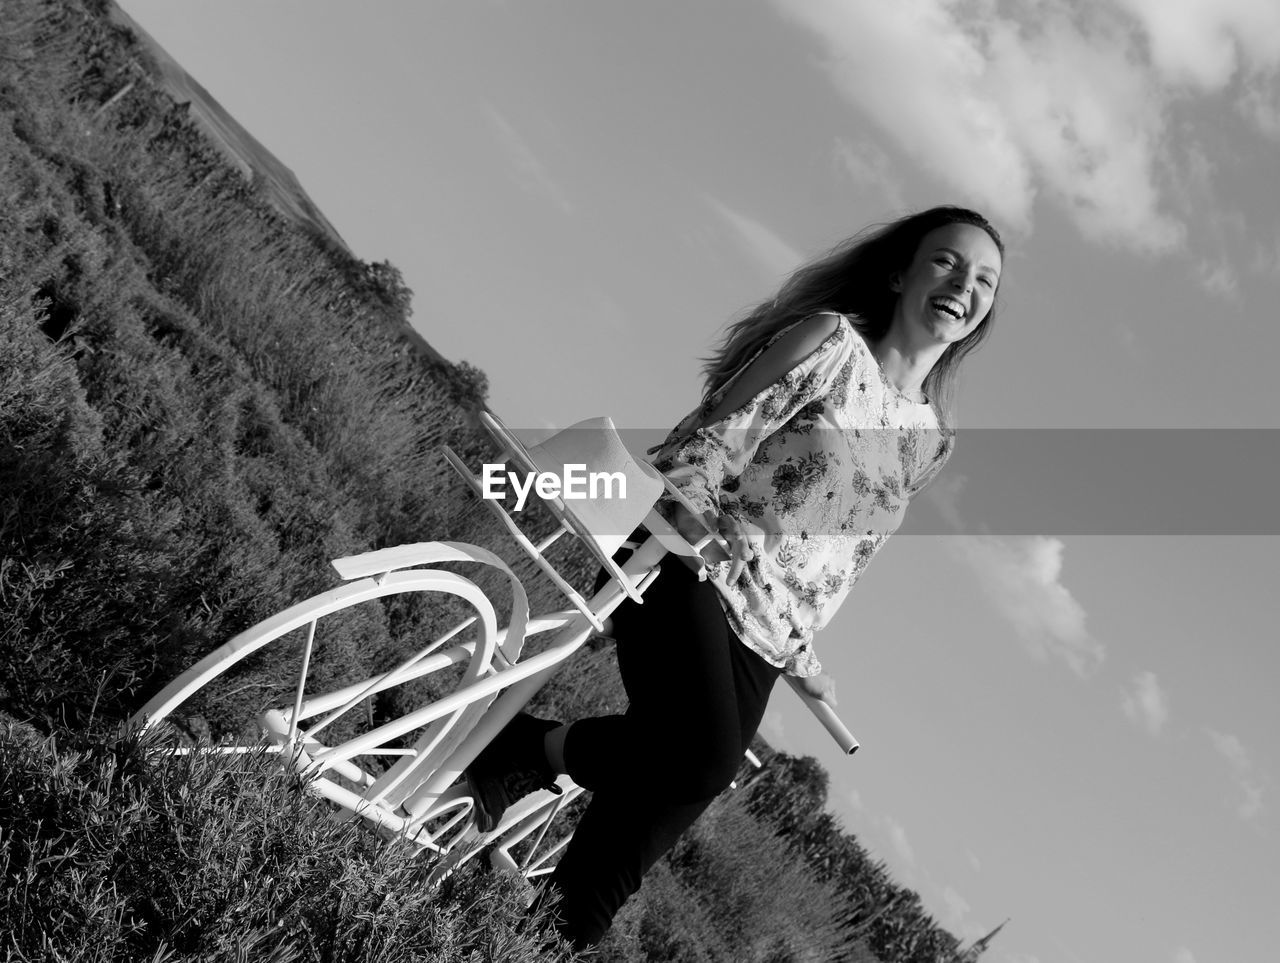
[0,721,576,962]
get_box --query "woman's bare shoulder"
[704,313,846,422]
[770,311,845,356]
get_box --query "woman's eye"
[979,276,994,287]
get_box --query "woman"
[466,205,1004,949]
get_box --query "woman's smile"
[892,222,1002,344]
[928,293,968,322]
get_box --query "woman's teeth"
[931,298,964,319]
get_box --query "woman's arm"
[659,312,847,517]
[700,312,843,425]
[664,313,846,579]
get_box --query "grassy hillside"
[102,2,352,259]
[0,2,974,959]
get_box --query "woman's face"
[890,222,1002,345]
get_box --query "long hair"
[700,206,1004,428]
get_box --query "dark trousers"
[543,548,781,948]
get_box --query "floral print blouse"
[647,312,953,678]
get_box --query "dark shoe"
[465,713,563,834]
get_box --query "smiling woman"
[465,205,1007,948]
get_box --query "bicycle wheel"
[125,542,540,847]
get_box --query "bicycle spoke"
[287,619,317,745]
[520,793,566,873]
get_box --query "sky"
[113,3,1280,961]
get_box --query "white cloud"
[885,815,916,866]
[1121,670,1170,735]
[482,103,575,214]
[1114,0,1280,90]
[1174,947,1198,963]
[834,138,907,212]
[1207,728,1265,821]
[1196,259,1240,299]
[950,536,1104,676]
[981,10,1183,251]
[768,0,1034,233]
[702,194,805,282]
[767,0,1185,251]
[966,849,983,873]
[1239,77,1280,139]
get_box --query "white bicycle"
[126,411,857,886]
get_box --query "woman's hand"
[669,503,756,581]
[716,514,757,583]
[796,672,838,707]
[668,502,720,556]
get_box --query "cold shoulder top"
[647,312,953,678]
